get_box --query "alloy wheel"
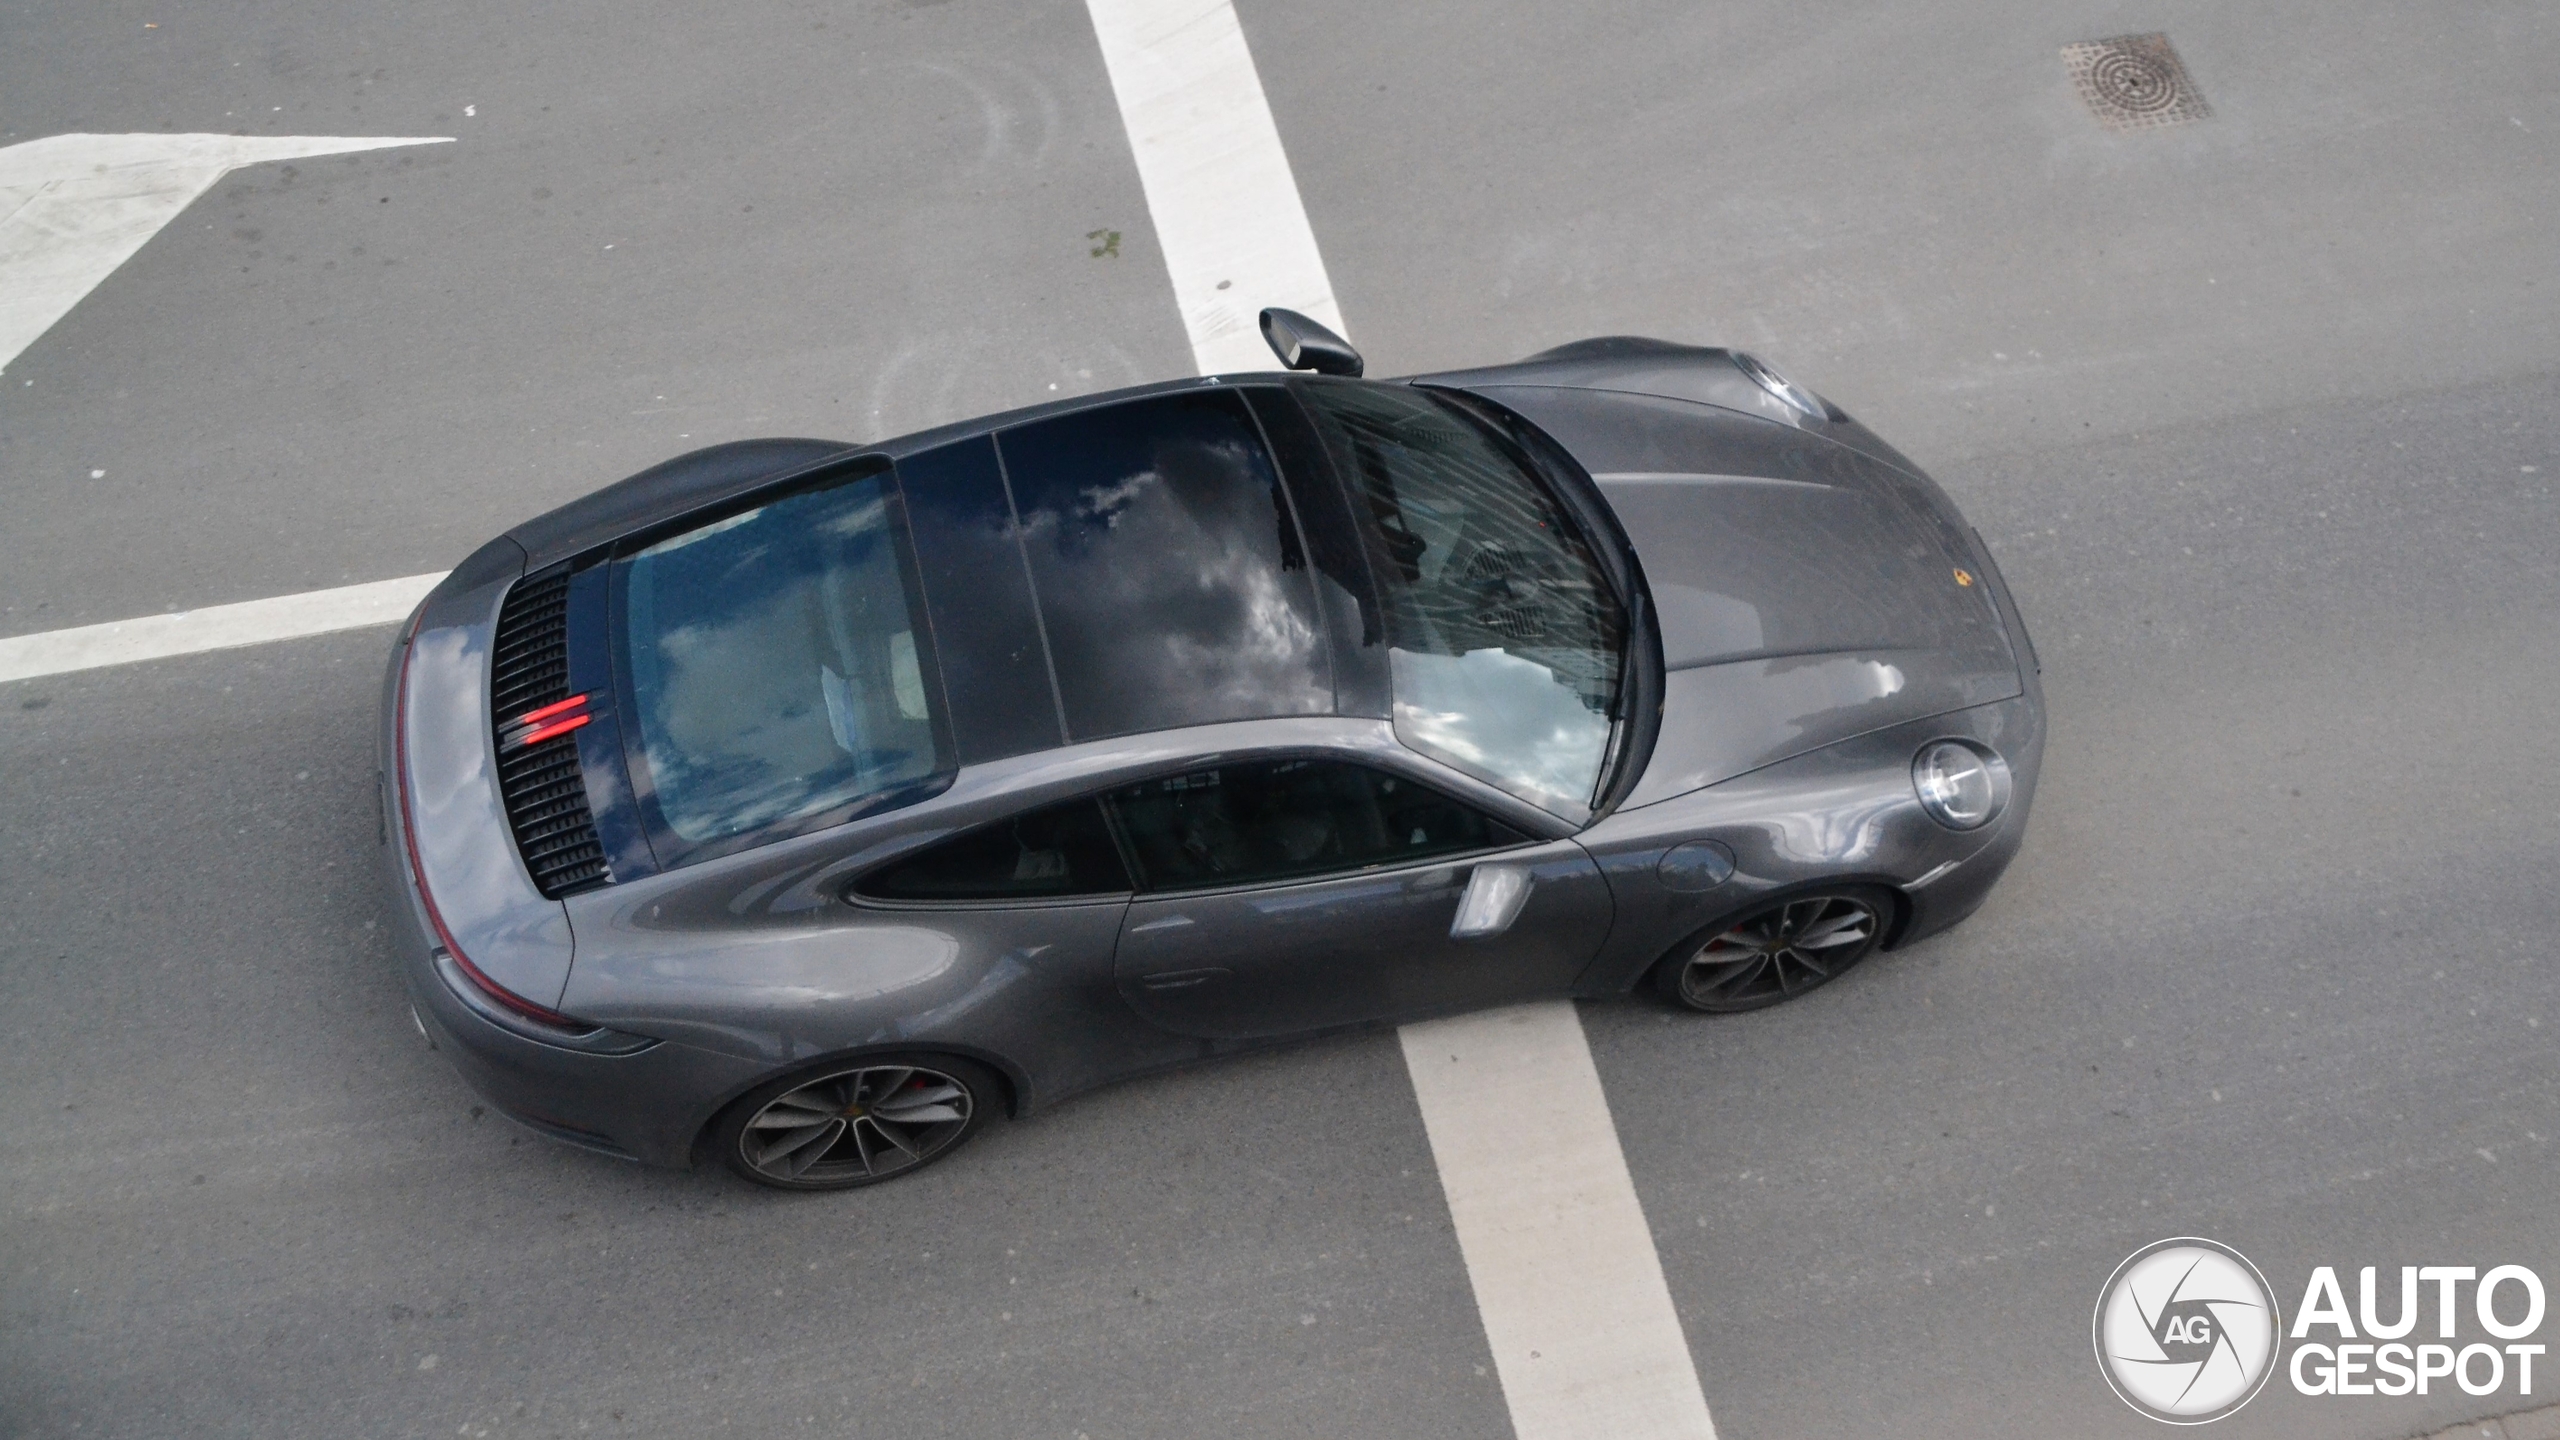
[1671,894,1883,1012]
[737,1064,975,1185]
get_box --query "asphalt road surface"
[3,1,2556,1437]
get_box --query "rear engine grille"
[491,569,610,897]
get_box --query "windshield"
[1299,383,1627,820]
[618,467,949,848]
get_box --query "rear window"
[618,467,951,848]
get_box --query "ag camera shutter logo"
[2094,1237,2282,1423]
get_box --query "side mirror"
[1449,863,1534,940]
[1258,308,1364,378]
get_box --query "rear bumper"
[401,972,763,1167]
[380,777,768,1169]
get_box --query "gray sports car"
[383,310,2043,1190]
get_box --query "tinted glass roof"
[899,435,1065,765]
[997,390,1333,741]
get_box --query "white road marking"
[0,132,450,373]
[1083,0,1343,375]
[1083,2,1720,1435]
[0,573,446,684]
[1401,1006,1719,1440]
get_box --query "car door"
[833,792,1226,1102]
[1107,756,1612,1040]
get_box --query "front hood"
[1448,380,2025,806]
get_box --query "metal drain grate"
[2063,34,2210,132]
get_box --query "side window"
[1104,758,1523,893]
[856,798,1131,903]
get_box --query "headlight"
[1731,351,1827,420]
[1913,741,2008,830]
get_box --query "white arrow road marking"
[0,132,451,373]
[1083,0,1342,375]
[0,573,448,684]
[1083,2,1720,1435]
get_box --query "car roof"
[906,381,1350,762]
[517,375,1390,789]
[504,376,1250,573]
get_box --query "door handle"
[1127,914,1195,935]
[1137,967,1232,992]
[1449,863,1534,940]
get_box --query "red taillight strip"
[395,636,584,1030]
[516,712,593,748]
[516,694,588,727]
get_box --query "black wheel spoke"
[767,1118,847,1178]
[848,1115,883,1174]
[1688,953,1767,1004]
[1796,910,1870,947]
[867,1116,925,1162]
[859,1068,914,1108]
[747,1100,835,1129]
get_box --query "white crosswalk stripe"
[1081,0,1342,377]
[1402,1005,1720,1440]
[1081,2,1719,1435]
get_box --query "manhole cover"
[2063,33,2211,131]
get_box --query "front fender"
[1570,692,2043,995]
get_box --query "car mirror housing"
[1259,307,1364,377]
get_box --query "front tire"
[713,1054,999,1191]
[1653,888,1892,1013]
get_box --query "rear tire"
[1652,888,1894,1013]
[712,1054,1000,1192]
